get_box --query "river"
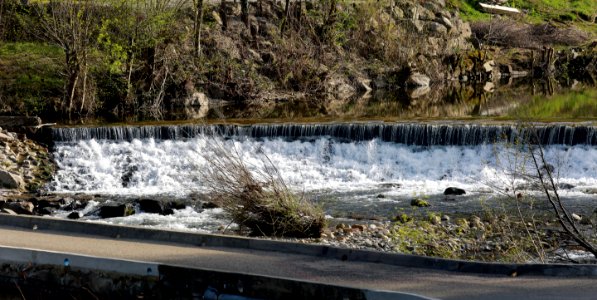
[44,83,597,232]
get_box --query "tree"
[193,0,203,57]
[240,0,248,27]
[35,0,97,116]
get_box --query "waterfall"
[52,123,597,146]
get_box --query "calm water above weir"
[47,84,597,231]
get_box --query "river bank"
[0,1,595,123]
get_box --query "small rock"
[430,215,441,225]
[439,16,453,29]
[202,201,220,209]
[470,216,483,228]
[483,60,495,73]
[558,183,575,190]
[1,208,17,215]
[425,22,447,35]
[572,213,582,222]
[0,132,14,142]
[411,198,430,207]
[369,224,377,230]
[409,86,431,98]
[483,82,495,92]
[351,224,365,231]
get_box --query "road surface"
[0,226,596,299]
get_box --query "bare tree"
[241,0,249,27]
[527,130,597,257]
[193,0,204,57]
[219,0,227,31]
[35,0,96,116]
[0,0,5,39]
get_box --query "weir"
[51,123,597,146]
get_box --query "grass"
[0,42,64,114]
[449,0,597,35]
[200,138,326,238]
[511,88,597,119]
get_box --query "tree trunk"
[0,0,5,39]
[281,0,290,32]
[219,0,227,31]
[193,0,204,57]
[241,0,249,27]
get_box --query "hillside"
[0,0,594,122]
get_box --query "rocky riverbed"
[1,125,595,264]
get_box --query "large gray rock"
[0,170,24,189]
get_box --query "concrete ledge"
[0,245,158,277]
[0,245,434,300]
[0,214,595,277]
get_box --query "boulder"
[99,204,132,219]
[407,73,431,87]
[39,207,54,215]
[5,201,34,215]
[0,170,24,189]
[444,187,466,195]
[67,211,80,219]
[137,199,163,214]
[36,199,61,210]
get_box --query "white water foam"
[49,136,597,200]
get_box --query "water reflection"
[64,79,597,125]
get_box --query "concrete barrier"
[0,214,595,277]
[0,245,434,300]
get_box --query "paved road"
[0,226,595,300]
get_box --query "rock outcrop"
[0,127,54,192]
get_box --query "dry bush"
[200,138,326,238]
[471,19,588,49]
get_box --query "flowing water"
[47,122,597,231]
[44,83,597,231]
